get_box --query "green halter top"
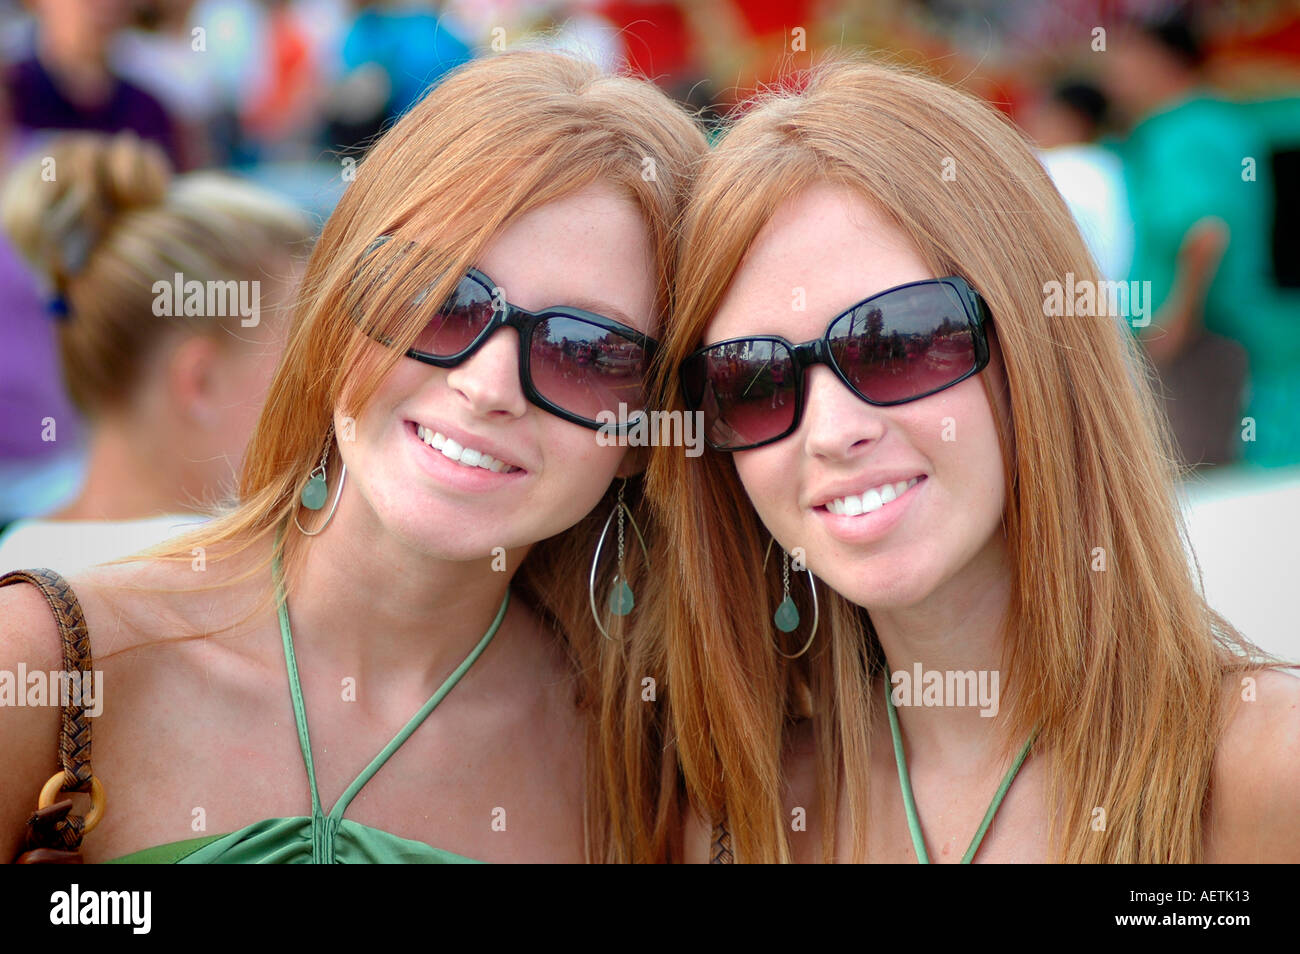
[883,674,1036,864]
[105,550,510,864]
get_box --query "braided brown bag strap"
[1,568,99,863]
[710,816,734,864]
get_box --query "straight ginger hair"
[646,54,1284,863]
[126,51,706,862]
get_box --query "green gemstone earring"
[294,423,347,536]
[762,536,819,658]
[301,462,329,511]
[589,478,649,640]
[610,484,635,617]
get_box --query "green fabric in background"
[1119,91,1300,466]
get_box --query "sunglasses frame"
[680,276,992,452]
[358,235,659,432]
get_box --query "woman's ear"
[615,444,650,479]
[166,334,223,428]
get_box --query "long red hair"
[646,54,1287,863]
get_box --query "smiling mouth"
[822,476,924,516]
[413,423,522,473]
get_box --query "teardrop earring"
[300,436,331,511]
[294,424,347,536]
[775,546,800,632]
[762,536,819,658]
[589,478,650,640]
[610,481,634,616]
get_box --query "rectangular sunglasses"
[354,235,659,432]
[679,276,992,451]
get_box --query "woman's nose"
[443,325,530,419]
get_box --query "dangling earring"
[589,478,649,640]
[294,424,347,537]
[762,536,819,659]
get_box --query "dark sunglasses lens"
[410,274,496,356]
[529,316,651,422]
[683,340,797,449]
[828,282,977,403]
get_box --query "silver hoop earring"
[294,426,347,537]
[589,478,650,641]
[762,536,819,659]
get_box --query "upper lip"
[409,418,527,472]
[807,472,926,508]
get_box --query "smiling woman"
[0,51,706,864]
[651,53,1300,864]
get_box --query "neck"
[287,471,534,704]
[871,535,1014,764]
[55,418,199,520]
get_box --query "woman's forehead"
[473,185,657,333]
[704,185,931,344]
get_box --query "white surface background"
[1180,465,1300,666]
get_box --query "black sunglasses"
[680,276,992,451]
[355,236,658,432]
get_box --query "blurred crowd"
[0,0,1297,557]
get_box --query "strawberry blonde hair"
[646,54,1286,863]
[129,51,706,862]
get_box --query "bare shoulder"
[0,577,77,862]
[72,548,272,660]
[1205,668,1300,862]
[0,573,64,659]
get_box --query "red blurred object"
[597,2,692,80]
[244,6,316,139]
[732,0,817,36]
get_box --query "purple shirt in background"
[0,52,180,502]
[0,234,84,460]
[4,56,181,167]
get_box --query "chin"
[371,504,487,560]
[823,558,940,614]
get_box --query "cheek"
[731,447,796,533]
[335,362,421,477]
[539,424,626,511]
[928,391,1007,534]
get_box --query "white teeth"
[826,477,920,517]
[415,424,520,473]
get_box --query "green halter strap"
[883,675,1037,864]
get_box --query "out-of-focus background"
[0,0,1296,660]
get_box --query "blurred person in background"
[1022,77,1133,284]
[1,0,181,164]
[0,0,188,522]
[241,0,321,155]
[0,131,312,573]
[1104,6,1290,467]
[324,0,472,155]
[110,0,238,169]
